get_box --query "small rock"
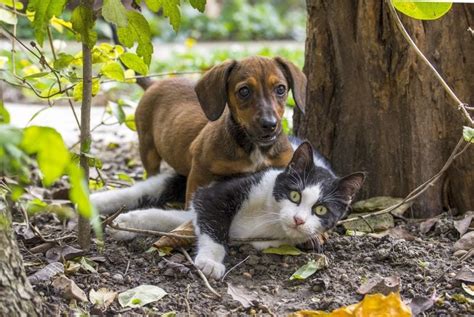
[447,272,456,278]
[260,285,270,293]
[112,273,123,282]
[453,250,468,258]
[414,274,424,281]
[247,255,260,266]
[125,275,132,283]
[102,272,110,278]
[363,256,372,262]
[281,263,289,268]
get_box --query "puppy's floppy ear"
[195,59,237,121]
[287,141,314,174]
[274,57,307,113]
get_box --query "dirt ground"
[15,138,474,316]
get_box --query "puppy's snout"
[259,116,278,133]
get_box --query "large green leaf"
[73,79,100,101]
[119,52,148,75]
[102,0,128,28]
[117,11,153,66]
[0,0,24,10]
[289,255,328,280]
[71,4,97,48]
[21,126,70,186]
[27,0,67,45]
[101,61,125,81]
[144,0,180,32]
[392,0,452,20]
[0,101,10,124]
[262,245,302,256]
[189,0,206,13]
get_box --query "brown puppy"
[135,56,306,205]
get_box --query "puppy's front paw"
[195,255,226,280]
[106,214,138,241]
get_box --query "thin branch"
[220,255,250,282]
[108,223,196,240]
[386,0,473,126]
[180,247,221,298]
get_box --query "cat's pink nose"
[293,216,305,226]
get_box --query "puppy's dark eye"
[275,85,286,96]
[238,86,250,98]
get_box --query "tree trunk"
[0,205,42,316]
[295,1,473,217]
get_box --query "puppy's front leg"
[185,163,214,207]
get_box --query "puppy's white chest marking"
[250,147,267,170]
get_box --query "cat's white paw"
[106,214,138,241]
[195,255,226,280]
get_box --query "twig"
[101,206,126,228]
[180,247,221,298]
[124,259,131,276]
[107,223,196,239]
[220,255,250,282]
[386,0,473,126]
[185,284,192,316]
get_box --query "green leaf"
[119,52,148,75]
[23,72,50,79]
[102,0,128,28]
[392,0,452,20]
[71,4,97,48]
[78,256,97,273]
[160,0,181,32]
[21,126,70,186]
[27,0,67,45]
[189,0,206,13]
[117,11,153,66]
[0,101,10,124]
[289,255,328,280]
[463,126,474,143]
[125,114,137,131]
[262,245,302,256]
[117,172,134,184]
[101,61,125,81]
[118,285,167,308]
[53,53,75,70]
[0,0,24,10]
[72,79,100,101]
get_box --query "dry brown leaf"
[369,227,415,241]
[227,283,258,308]
[290,292,411,317]
[45,245,84,263]
[153,221,195,249]
[357,275,401,295]
[454,231,474,251]
[454,211,474,237]
[419,217,439,234]
[52,275,88,302]
[407,291,437,316]
[454,266,474,284]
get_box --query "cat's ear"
[287,142,314,173]
[337,172,366,202]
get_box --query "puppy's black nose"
[259,117,278,132]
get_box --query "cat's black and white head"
[273,142,365,242]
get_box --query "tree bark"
[295,1,473,217]
[0,206,42,316]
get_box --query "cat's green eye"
[313,205,327,216]
[289,191,301,203]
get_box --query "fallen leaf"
[45,245,84,263]
[343,213,394,233]
[369,227,415,241]
[290,255,328,281]
[450,293,470,304]
[263,244,302,256]
[454,267,474,284]
[352,196,412,216]
[357,275,401,295]
[454,211,473,236]
[290,292,411,317]
[161,312,177,317]
[407,291,437,316]
[78,256,98,273]
[64,261,81,274]
[419,217,439,234]
[52,275,88,302]
[454,231,474,251]
[227,283,257,308]
[462,283,474,297]
[153,220,195,249]
[89,288,117,310]
[28,262,64,284]
[118,285,167,308]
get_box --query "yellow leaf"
[50,16,72,33]
[290,293,411,317]
[185,37,196,49]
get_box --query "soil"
[14,138,474,316]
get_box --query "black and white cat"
[91,140,365,279]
